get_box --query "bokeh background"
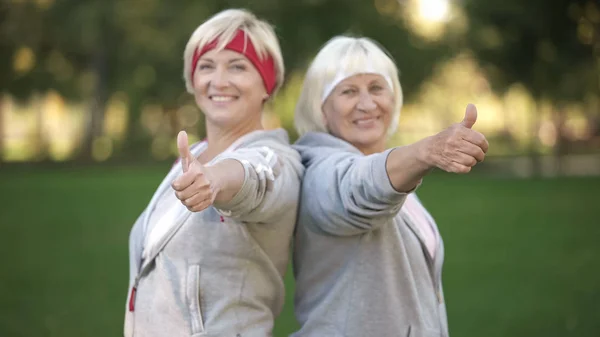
[1,0,599,336]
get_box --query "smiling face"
[192,49,267,128]
[322,73,395,154]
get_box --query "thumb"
[461,103,478,129]
[177,130,193,173]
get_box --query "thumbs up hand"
[171,131,219,212]
[421,104,489,174]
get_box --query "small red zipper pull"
[129,286,137,312]
[220,215,225,222]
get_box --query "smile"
[353,116,381,126]
[209,95,238,102]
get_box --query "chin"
[207,114,244,127]
[355,128,385,142]
[348,135,380,147]
[344,131,385,152]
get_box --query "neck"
[199,118,264,163]
[357,139,386,155]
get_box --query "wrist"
[204,159,245,203]
[203,165,224,197]
[414,137,434,170]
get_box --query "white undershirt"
[401,194,438,258]
[142,187,187,260]
[142,141,208,260]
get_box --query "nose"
[210,66,229,89]
[356,91,376,112]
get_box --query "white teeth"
[211,96,234,102]
[355,118,376,125]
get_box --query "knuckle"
[195,201,206,210]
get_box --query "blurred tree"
[462,0,599,174]
[0,0,451,161]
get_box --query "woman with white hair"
[124,9,303,337]
[292,36,489,337]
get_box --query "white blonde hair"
[183,9,285,97]
[294,36,403,136]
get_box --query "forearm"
[205,159,245,203]
[303,153,409,236]
[385,137,433,192]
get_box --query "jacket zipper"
[129,276,141,312]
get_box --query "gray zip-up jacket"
[291,132,449,337]
[124,129,304,337]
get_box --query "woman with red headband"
[123,9,303,337]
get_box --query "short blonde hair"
[294,36,403,136]
[183,9,285,97]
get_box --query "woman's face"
[193,49,267,128]
[322,73,395,154]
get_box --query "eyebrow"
[228,58,246,64]
[199,57,246,64]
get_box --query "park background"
[0,0,599,336]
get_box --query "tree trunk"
[35,94,45,161]
[0,96,3,163]
[79,17,108,161]
[553,104,568,176]
[528,100,542,177]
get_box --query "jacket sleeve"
[210,146,302,223]
[302,148,411,236]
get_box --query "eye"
[370,85,384,92]
[341,88,356,95]
[198,63,213,70]
[230,63,246,71]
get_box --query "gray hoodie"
[124,129,304,337]
[291,132,449,337]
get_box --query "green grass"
[0,166,598,337]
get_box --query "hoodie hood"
[293,131,363,167]
[225,128,304,176]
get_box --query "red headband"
[191,29,277,95]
